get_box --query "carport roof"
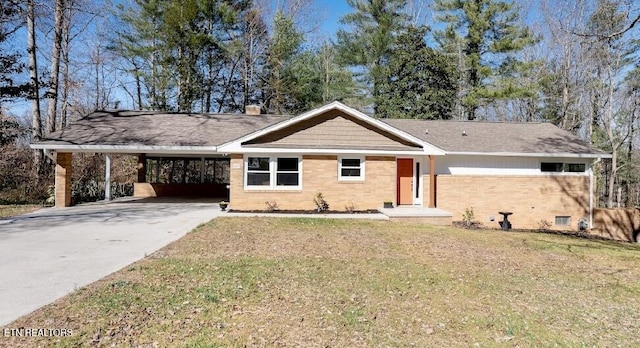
[32,110,289,152]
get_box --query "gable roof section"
[217,101,446,155]
[30,102,610,159]
[31,110,288,154]
[243,109,421,151]
[384,119,610,158]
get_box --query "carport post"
[55,152,72,207]
[105,154,111,201]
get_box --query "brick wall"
[55,152,72,207]
[229,154,395,211]
[436,175,590,231]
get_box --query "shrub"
[313,192,329,212]
[462,207,475,228]
[265,201,279,212]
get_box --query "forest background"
[0,0,638,207]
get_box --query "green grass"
[3,217,640,347]
[0,204,41,218]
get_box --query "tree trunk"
[46,0,65,134]
[27,0,43,176]
[27,0,42,141]
[59,0,74,128]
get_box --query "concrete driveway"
[0,197,221,326]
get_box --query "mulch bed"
[228,209,381,214]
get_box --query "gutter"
[590,157,602,228]
[445,151,612,159]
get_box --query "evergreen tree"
[0,1,29,105]
[336,0,409,113]
[264,12,303,114]
[283,43,357,114]
[433,0,537,120]
[115,0,251,112]
[378,26,458,119]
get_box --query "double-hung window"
[245,156,301,189]
[246,157,271,186]
[338,157,364,181]
[276,158,300,186]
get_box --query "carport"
[30,109,287,207]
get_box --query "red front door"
[397,158,413,205]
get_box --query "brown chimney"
[245,105,261,115]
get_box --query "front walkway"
[377,206,453,225]
[0,197,221,326]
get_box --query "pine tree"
[336,0,409,113]
[0,1,29,105]
[264,12,303,114]
[377,26,458,119]
[433,0,537,120]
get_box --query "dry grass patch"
[2,217,640,347]
[0,204,41,218]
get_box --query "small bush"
[313,192,329,212]
[345,202,356,213]
[265,201,279,212]
[462,207,475,228]
[538,219,552,231]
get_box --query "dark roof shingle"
[383,119,607,155]
[35,110,289,147]
[34,109,608,156]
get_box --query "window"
[541,162,587,173]
[276,158,299,186]
[247,157,271,186]
[541,162,563,172]
[566,163,586,172]
[555,216,571,226]
[245,156,301,189]
[338,157,364,181]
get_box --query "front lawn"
[3,217,640,347]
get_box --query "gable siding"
[244,110,421,151]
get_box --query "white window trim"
[338,156,365,181]
[244,155,302,190]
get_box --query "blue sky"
[315,0,353,38]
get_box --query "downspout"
[105,154,111,201]
[590,157,602,228]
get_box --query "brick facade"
[436,175,590,231]
[55,152,72,207]
[229,154,395,211]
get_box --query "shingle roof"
[383,119,608,155]
[33,108,608,157]
[34,110,289,147]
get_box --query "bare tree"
[46,0,65,134]
[27,0,42,141]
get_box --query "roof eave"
[445,151,612,159]
[30,144,219,155]
[216,147,429,156]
